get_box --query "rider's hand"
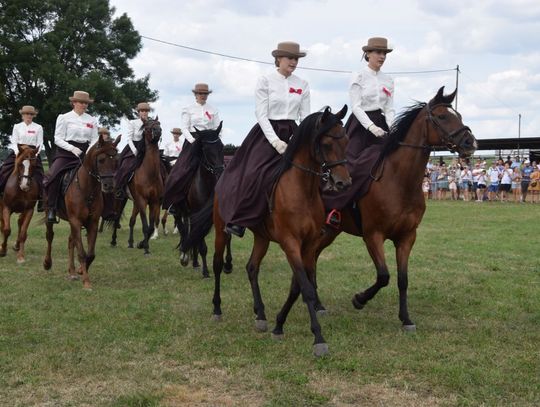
[368,124,387,137]
[270,139,287,154]
[72,147,83,157]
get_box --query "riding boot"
[325,209,341,229]
[47,208,59,224]
[36,199,44,212]
[225,223,245,238]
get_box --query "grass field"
[0,201,539,406]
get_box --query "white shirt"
[350,66,395,130]
[255,70,311,143]
[488,167,500,183]
[181,102,220,143]
[163,139,183,165]
[501,169,512,184]
[54,110,98,153]
[126,118,144,155]
[11,121,44,153]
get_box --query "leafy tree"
[0,0,158,161]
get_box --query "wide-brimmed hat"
[362,37,393,53]
[192,83,212,94]
[271,41,307,58]
[19,105,38,115]
[69,90,94,103]
[171,128,182,135]
[98,127,110,135]
[136,102,151,111]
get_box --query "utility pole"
[455,65,460,110]
[518,113,521,160]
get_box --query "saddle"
[61,166,80,196]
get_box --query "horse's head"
[425,87,477,157]
[141,117,162,145]
[15,144,39,192]
[193,122,224,178]
[313,105,351,192]
[84,133,119,193]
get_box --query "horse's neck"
[78,159,101,193]
[286,148,321,200]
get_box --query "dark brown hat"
[271,41,307,58]
[192,83,212,94]
[362,37,393,53]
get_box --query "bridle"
[200,136,224,176]
[399,102,471,154]
[17,155,37,185]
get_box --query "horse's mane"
[280,111,322,173]
[381,102,427,157]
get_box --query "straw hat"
[136,102,151,111]
[98,127,110,135]
[69,91,94,103]
[271,41,306,58]
[192,83,212,94]
[19,105,38,115]
[171,128,182,135]
[362,37,393,53]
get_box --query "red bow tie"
[289,87,302,95]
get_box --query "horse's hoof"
[16,258,25,264]
[110,242,117,248]
[0,251,6,258]
[180,253,189,267]
[83,286,93,291]
[223,265,233,274]
[150,235,158,240]
[67,275,80,281]
[271,332,284,341]
[144,252,151,257]
[255,319,268,332]
[202,272,210,279]
[137,241,145,249]
[43,261,51,270]
[352,295,365,310]
[127,243,133,249]
[12,245,20,252]
[212,314,222,322]
[402,324,416,333]
[313,343,329,357]
[316,308,328,316]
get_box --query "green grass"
[0,201,539,406]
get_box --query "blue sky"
[110,0,540,148]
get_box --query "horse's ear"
[444,88,457,104]
[216,121,223,135]
[98,132,105,147]
[321,106,331,122]
[114,134,122,147]
[336,105,348,120]
[155,115,159,122]
[17,144,24,154]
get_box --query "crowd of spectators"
[423,156,540,203]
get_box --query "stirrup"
[325,209,341,229]
[225,223,245,238]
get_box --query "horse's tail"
[179,198,215,254]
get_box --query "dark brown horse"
[43,135,119,289]
[122,118,163,254]
[185,106,351,356]
[176,123,229,278]
[317,87,477,330]
[0,145,40,263]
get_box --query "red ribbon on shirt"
[27,130,36,134]
[205,111,212,120]
[86,123,94,128]
[382,87,392,97]
[289,87,302,95]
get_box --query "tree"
[0,0,158,161]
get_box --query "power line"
[141,35,457,76]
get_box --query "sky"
[109,0,540,151]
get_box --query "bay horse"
[0,145,40,263]
[175,123,231,278]
[43,134,119,289]
[317,87,477,331]
[124,118,163,254]
[185,106,351,356]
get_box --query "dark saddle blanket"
[61,166,80,196]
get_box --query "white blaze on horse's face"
[20,159,30,191]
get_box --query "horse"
[43,134,119,289]
[114,118,163,254]
[0,145,40,263]
[184,106,351,356]
[316,87,477,331]
[175,123,230,278]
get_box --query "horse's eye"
[98,158,105,164]
[438,114,446,120]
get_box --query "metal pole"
[455,65,460,110]
[518,113,521,160]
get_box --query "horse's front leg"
[0,205,11,257]
[395,232,417,331]
[212,203,227,319]
[224,233,233,274]
[67,233,77,279]
[136,199,150,255]
[43,222,54,270]
[15,208,34,264]
[84,219,99,277]
[161,210,168,235]
[198,238,209,278]
[128,205,138,248]
[246,234,270,331]
[353,233,390,310]
[70,222,91,289]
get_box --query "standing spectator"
[528,166,540,203]
[521,159,533,202]
[430,163,439,200]
[477,170,487,201]
[461,165,472,201]
[499,163,512,202]
[511,166,522,202]
[448,165,458,200]
[471,162,482,200]
[487,161,500,201]
[422,176,430,200]
[437,165,449,200]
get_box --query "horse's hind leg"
[224,234,233,274]
[43,222,54,270]
[246,234,270,331]
[212,202,227,319]
[14,213,23,251]
[70,223,91,289]
[0,205,11,257]
[161,211,168,235]
[352,234,390,310]
[198,238,209,278]
[67,234,77,280]
[15,209,34,264]
[128,205,137,248]
[395,233,417,331]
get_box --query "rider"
[215,41,310,237]
[163,128,183,166]
[0,105,45,204]
[324,36,394,227]
[114,102,151,199]
[44,91,98,223]
[162,83,221,213]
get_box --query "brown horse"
[316,87,477,331]
[186,106,351,356]
[43,134,119,289]
[0,145,40,263]
[124,118,163,254]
